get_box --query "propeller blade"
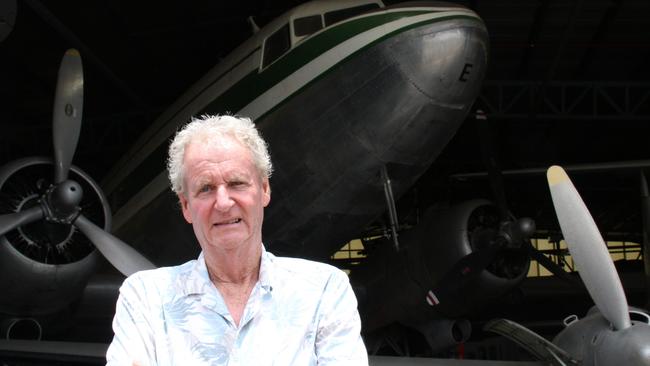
[74,214,155,276]
[524,241,583,287]
[476,109,510,221]
[640,171,650,308]
[0,206,44,236]
[547,165,631,330]
[53,49,84,184]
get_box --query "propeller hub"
[499,217,536,249]
[42,180,83,224]
[517,218,536,238]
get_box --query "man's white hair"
[167,114,273,195]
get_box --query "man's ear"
[262,178,271,207]
[178,193,192,224]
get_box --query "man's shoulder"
[266,252,346,285]
[121,259,197,293]
[269,253,338,272]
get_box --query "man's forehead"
[187,134,243,154]
[185,138,251,163]
[183,139,260,179]
[191,164,251,179]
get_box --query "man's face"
[178,136,270,253]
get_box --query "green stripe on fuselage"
[199,11,481,118]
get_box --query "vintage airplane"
[0,0,548,362]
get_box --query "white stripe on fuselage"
[241,9,477,119]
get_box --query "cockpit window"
[262,23,291,69]
[324,4,380,26]
[294,15,323,37]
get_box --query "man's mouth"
[214,218,242,226]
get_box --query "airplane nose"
[351,13,489,166]
[389,15,488,109]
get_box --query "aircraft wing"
[0,340,545,365]
[372,356,544,365]
[0,340,107,364]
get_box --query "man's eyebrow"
[225,171,251,181]
[189,176,213,188]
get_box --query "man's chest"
[154,295,320,365]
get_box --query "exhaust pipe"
[412,318,472,353]
[2,318,42,340]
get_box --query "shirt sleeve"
[315,269,369,366]
[106,274,157,366]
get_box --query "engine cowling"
[0,157,109,315]
[415,200,531,318]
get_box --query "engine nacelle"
[0,241,98,315]
[356,199,530,332]
[414,200,530,317]
[0,157,109,316]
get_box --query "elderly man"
[106,115,368,365]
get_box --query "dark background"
[2,0,649,239]
[1,0,650,360]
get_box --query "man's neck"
[203,242,262,286]
[203,243,262,326]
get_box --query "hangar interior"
[1,0,650,363]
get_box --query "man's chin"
[207,235,252,251]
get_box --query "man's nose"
[214,185,234,211]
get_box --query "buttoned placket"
[180,249,275,365]
[225,281,273,366]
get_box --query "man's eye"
[198,185,213,193]
[229,181,246,188]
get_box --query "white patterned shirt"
[106,247,368,365]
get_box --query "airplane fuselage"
[102,0,488,265]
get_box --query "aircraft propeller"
[547,165,631,331]
[470,110,541,280]
[475,109,581,282]
[0,49,154,276]
[486,165,650,365]
[52,49,83,184]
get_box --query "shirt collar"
[177,251,212,296]
[258,245,274,294]
[179,244,275,296]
